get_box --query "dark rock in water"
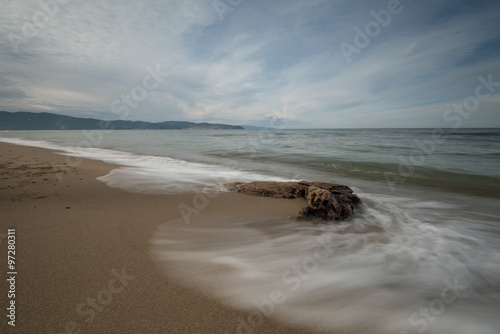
[224,181,362,221]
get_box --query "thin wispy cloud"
[1,0,499,127]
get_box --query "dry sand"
[0,142,313,334]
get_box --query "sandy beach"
[2,0,499,332]
[0,142,311,334]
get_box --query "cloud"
[0,88,27,100]
[0,0,499,127]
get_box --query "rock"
[224,181,361,221]
[299,186,341,220]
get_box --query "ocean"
[1,128,499,333]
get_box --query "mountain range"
[0,111,244,130]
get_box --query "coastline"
[0,142,311,334]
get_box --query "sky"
[0,0,499,128]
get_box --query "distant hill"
[239,125,276,130]
[0,111,243,130]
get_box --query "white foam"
[150,195,500,334]
[0,137,295,194]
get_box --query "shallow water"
[151,192,500,334]
[1,129,499,196]
[1,129,499,333]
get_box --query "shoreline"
[0,142,312,333]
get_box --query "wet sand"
[0,142,313,334]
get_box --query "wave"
[0,137,296,194]
[150,193,500,334]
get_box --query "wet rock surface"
[224,181,362,221]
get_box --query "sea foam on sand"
[150,194,500,334]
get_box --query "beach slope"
[0,142,310,334]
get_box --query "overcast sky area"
[1,0,500,128]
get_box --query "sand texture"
[0,142,314,334]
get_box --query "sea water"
[1,128,499,333]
